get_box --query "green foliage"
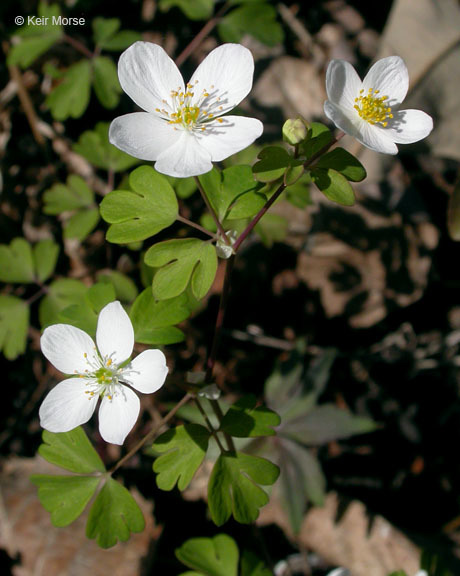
[176,534,239,576]
[0,237,59,284]
[8,2,63,68]
[46,60,92,121]
[144,238,218,301]
[73,122,140,172]
[311,168,356,206]
[448,178,460,240]
[97,270,138,303]
[93,56,122,109]
[220,395,280,438]
[0,295,29,360]
[58,282,117,336]
[285,173,312,209]
[240,550,272,576]
[253,146,302,183]
[30,475,101,527]
[130,288,192,345]
[218,3,284,46]
[254,212,288,247]
[387,572,408,576]
[92,17,141,50]
[301,122,332,158]
[198,166,265,222]
[158,0,215,20]
[38,427,105,473]
[39,278,87,327]
[100,166,178,243]
[43,175,99,241]
[153,424,210,491]
[208,452,279,525]
[86,477,145,548]
[421,549,455,576]
[316,148,366,182]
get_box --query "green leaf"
[100,30,143,51]
[145,238,217,300]
[130,288,191,344]
[285,173,312,209]
[240,549,272,576]
[92,17,120,45]
[253,146,298,183]
[33,239,60,283]
[301,122,332,158]
[31,475,101,527]
[59,282,116,335]
[316,147,366,182]
[159,0,215,20]
[38,427,106,473]
[64,208,100,241]
[8,2,63,68]
[220,395,280,438]
[281,404,377,446]
[176,534,239,576]
[39,278,87,328]
[73,122,140,172]
[97,270,138,302]
[208,452,279,525]
[0,295,29,360]
[218,4,284,46]
[0,238,35,283]
[277,438,326,533]
[100,166,178,243]
[86,477,145,548]
[93,56,121,109]
[46,60,92,121]
[43,175,94,214]
[448,178,460,240]
[153,424,210,491]
[311,168,356,206]
[387,572,408,576]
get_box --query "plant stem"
[109,392,193,474]
[194,396,226,452]
[62,34,94,59]
[176,214,217,239]
[233,131,345,252]
[175,2,231,67]
[194,176,230,245]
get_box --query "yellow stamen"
[354,87,392,127]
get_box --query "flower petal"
[324,101,398,154]
[325,59,363,110]
[154,131,213,177]
[96,301,134,365]
[39,377,98,433]
[41,324,96,375]
[98,385,140,445]
[385,109,433,144]
[109,112,182,161]
[123,349,168,394]
[197,116,263,162]
[362,56,409,107]
[189,44,255,114]
[118,41,184,113]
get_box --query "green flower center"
[354,88,393,127]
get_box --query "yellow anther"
[107,358,112,366]
[217,118,223,123]
[108,395,112,400]
[84,353,87,358]
[354,87,392,127]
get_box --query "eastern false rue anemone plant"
[109,42,263,178]
[323,56,433,154]
[39,301,168,445]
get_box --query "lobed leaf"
[176,534,239,576]
[153,424,210,491]
[0,238,35,283]
[0,295,29,360]
[33,238,60,283]
[39,278,87,328]
[158,0,215,20]
[100,166,178,243]
[86,477,145,548]
[92,56,121,109]
[220,395,280,438]
[218,4,284,46]
[46,60,92,121]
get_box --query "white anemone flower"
[109,41,263,178]
[39,301,168,445]
[324,56,433,154]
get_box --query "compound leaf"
[46,60,91,121]
[220,395,280,438]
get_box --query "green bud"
[282,118,309,145]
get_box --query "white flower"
[324,56,433,154]
[109,41,263,178]
[39,301,168,445]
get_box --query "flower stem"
[109,392,193,474]
[175,2,232,67]
[176,214,217,239]
[62,34,94,59]
[233,130,345,252]
[194,396,226,452]
[194,176,231,245]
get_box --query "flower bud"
[282,118,309,145]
